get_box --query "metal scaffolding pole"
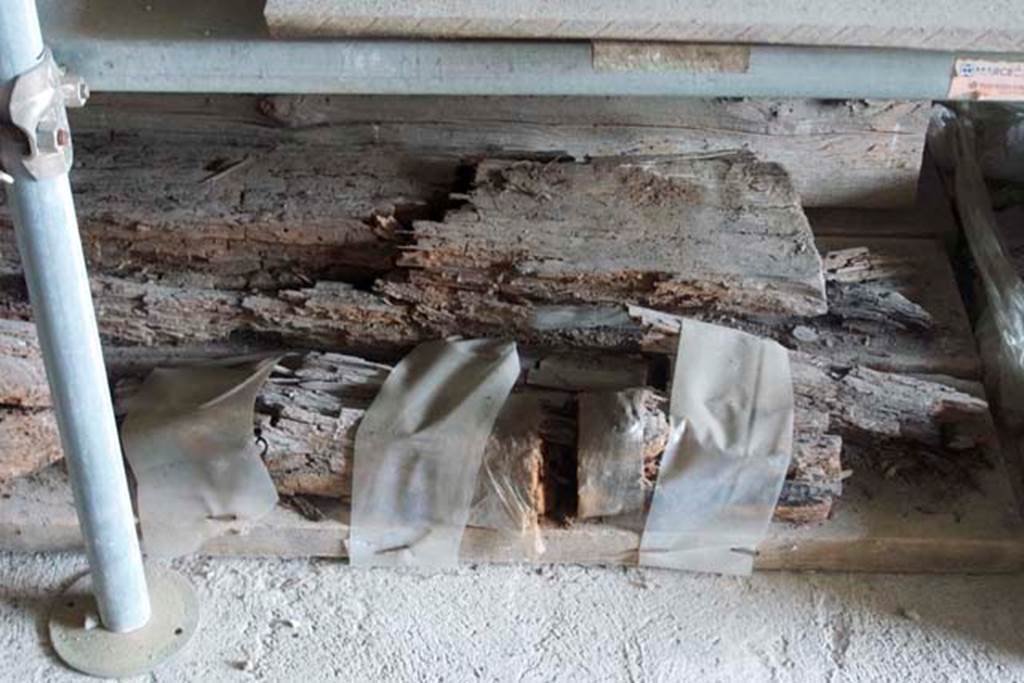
[2,3,198,676]
[0,0,152,635]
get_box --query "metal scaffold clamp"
[0,48,88,184]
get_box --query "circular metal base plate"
[49,566,199,678]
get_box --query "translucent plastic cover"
[467,392,548,560]
[639,318,794,575]
[121,356,281,557]
[951,117,1024,433]
[348,338,520,566]
[577,389,649,519]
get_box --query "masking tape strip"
[639,318,794,575]
[349,338,520,567]
[593,41,750,74]
[122,356,282,558]
[577,389,650,519]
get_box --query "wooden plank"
[251,352,845,522]
[0,130,456,289]
[404,154,827,317]
[0,410,61,484]
[0,278,421,359]
[806,150,960,239]
[69,94,931,209]
[0,320,59,484]
[4,458,1021,573]
[804,236,981,379]
[0,320,48,408]
[264,0,1024,53]
[382,238,980,380]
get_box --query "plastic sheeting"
[931,103,1024,184]
[348,338,520,566]
[639,318,794,575]
[950,116,1024,434]
[121,356,281,557]
[467,392,548,559]
[576,389,651,519]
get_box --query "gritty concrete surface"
[2,551,1024,682]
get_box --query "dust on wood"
[0,321,59,482]
[401,154,827,317]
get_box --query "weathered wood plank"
[69,94,930,209]
[0,410,61,484]
[0,132,455,288]
[803,237,979,378]
[0,320,59,483]
[0,278,421,358]
[404,154,827,317]
[250,341,990,526]
[4,459,1021,573]
[252,351,843,522]
[385,236,980,380]
[0,320,49,408]
[264,0,1024,53]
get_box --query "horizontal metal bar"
[49,38,973,99]
[36,0,1023,99]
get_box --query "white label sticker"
[949,58,1024,101]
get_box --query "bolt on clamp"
[0,48,88,184]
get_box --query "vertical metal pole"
[0,0,151,633]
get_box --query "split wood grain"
[0,134,456,289]
[0,320,49,408]
[383,238,981,380]
[403,154,827,317]
[69,94,930,209]
[0,320,59,483]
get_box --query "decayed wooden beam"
[575,387,844,524]
[0,132,457,289]
[255,352,843,521]
[0,268,989,472]
[0,320,60,483]
[403,154,827,317]
[2,157,970,379]
[633,307,994,459]
[70,94,930,210]
[384,238,981,380]
[0,320,49,408]
[251,344,988,525]
[0,276,422,358]
[0,261,989,518]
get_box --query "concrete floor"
[3,552,1024,682]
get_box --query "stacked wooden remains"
[0,111,993,548]
[0,321,59,482]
